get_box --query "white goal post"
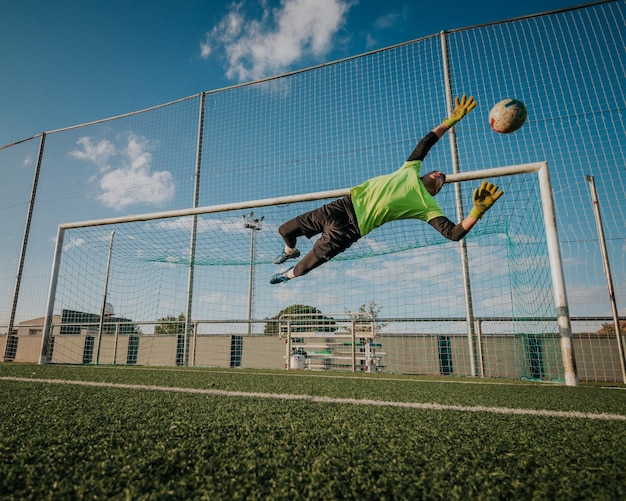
[39,161,578,386]
[452,162,577,386]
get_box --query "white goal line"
[3,376,623,421]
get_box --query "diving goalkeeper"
[270,95,503,284]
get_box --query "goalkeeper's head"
[421,170,447,196]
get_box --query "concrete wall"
[192,335,232,368]
[2,331,624,382]
[241,336,285,369]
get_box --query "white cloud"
[62,237,86,251]
[201,0,356,82]
[373,10,404,31]
[70,133,175,211]
[70,137,116,171]
[366,7,409,50]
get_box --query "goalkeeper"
[270,95,503,284]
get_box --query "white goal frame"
[39,161,578,386]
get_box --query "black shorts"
[296,196,361,262]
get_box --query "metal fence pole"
[4,133,46,361]
[96,231,115,365]
[585,175,626,383]
[184,92,206,366]
[441,31,479,377]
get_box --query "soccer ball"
[489,98,527,133]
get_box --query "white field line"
[3,376,625,422]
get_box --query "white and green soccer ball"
[489,98,527,133]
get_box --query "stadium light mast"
[243,212,263,336]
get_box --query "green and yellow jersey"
[350,159,444,237]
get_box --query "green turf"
[1,364,625,500]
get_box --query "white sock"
[286,268,295,279]
[284,245,297,254]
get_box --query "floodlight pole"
[585,175,626,383]
[230,212,263,368]
[243,213,263,335]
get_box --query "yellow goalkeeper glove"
[443,95,477,128]
[470,181,504,219]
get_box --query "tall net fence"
[1,1,625,381]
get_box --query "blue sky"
[1,0,584,147]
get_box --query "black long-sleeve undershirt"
[407,131,469,241]
[407,131,440,161]
[429,216,468,241]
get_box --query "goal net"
[41,161,575,383]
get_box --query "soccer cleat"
[273,249,301,265]
[270,267,294,285]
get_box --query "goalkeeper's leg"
[274,218,304,264]
[293,249,326,277]
[277,218,302,249]
[271,244,335,284]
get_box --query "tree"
[596,321,626,336]
[264,304,337,336]
[154,313,192,335]
[345,301,387,336]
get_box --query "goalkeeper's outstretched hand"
[470,181,504,219]
[444,95,477,128]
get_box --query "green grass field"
[1,364,625,500]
